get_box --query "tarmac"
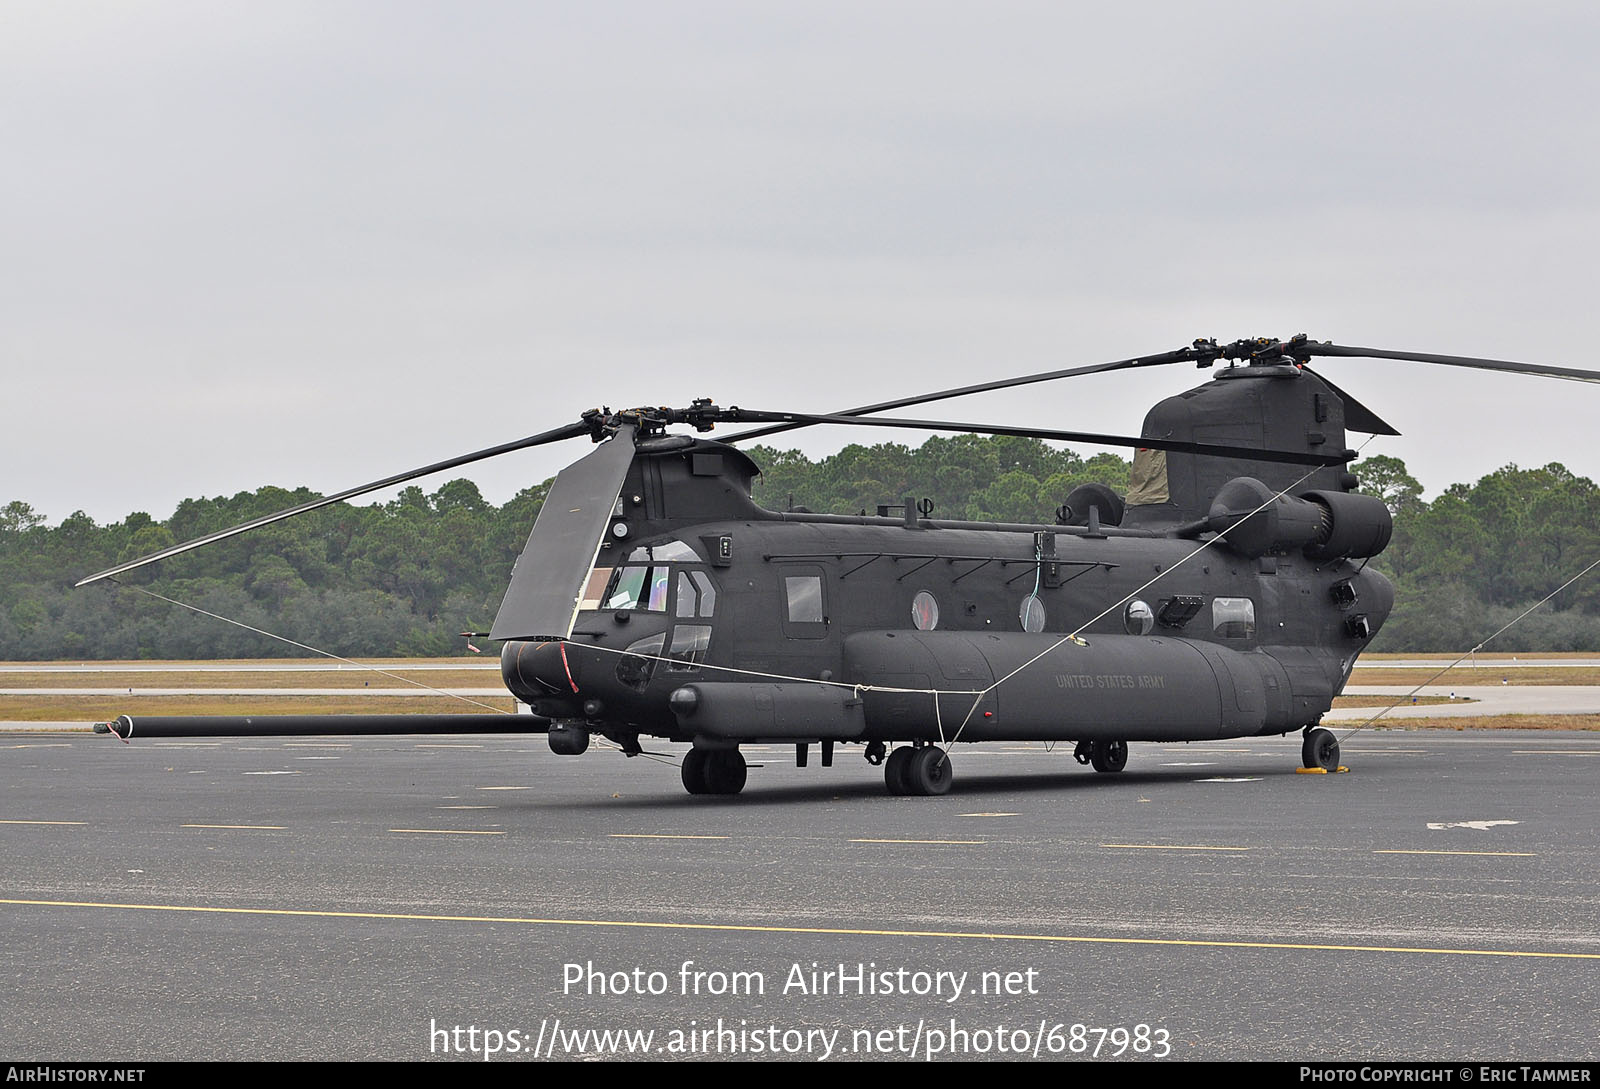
[3,727,1596,1062]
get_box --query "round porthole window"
[911,590,940,631]
[1124,599,1154,636]
[1019,594,1046,633]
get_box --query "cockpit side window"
[675,570,719,618]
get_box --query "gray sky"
[7,1,1600,525]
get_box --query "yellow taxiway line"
[4,897,1595,961]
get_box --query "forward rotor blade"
[76,420,592,587]
[723,409,1349,466]
[720,347,1203,444]
[490,425,637,642]
[1307,343,1600,384]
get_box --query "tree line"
[4,438,1599,658]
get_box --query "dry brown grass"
[1347,667,1600,686]
[1332,695,1466,708]
[1356,714,1600,731]
[1359,651,1599,660]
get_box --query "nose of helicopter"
[501,639,581,704]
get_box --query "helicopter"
[78,335,1600,797]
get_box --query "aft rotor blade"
[1298,366,1401,436]
[720,347,1203,444]
[725,409,1349,466]
[75,420,591,587]
[1307,343,1600,384]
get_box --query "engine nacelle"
[1207,477,1391,560]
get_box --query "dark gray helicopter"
[80,336,1600,796]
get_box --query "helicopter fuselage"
[500,434,1393,766]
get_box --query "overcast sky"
[7,1,1600,526]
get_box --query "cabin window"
[1212,597,1256,639]
[779,567,827,639]
[785,575,824,622]
[1019,594,1046,633]
[911,590,939,631]
[1124,599,1154,636]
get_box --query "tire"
[681,748,710,794]
[885,746,914,795]
[1090,739,1127,773]
[703,749,747,795]
[1302,728,1340,772]
[906,746,953,796]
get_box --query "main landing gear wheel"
[884,746,915,795]
[704,749,747,794]
[904,746,953,796]
[1302,727,1340,772]
[681,749,710,795]
[1089,739,1128,773]
[681,748,747,795]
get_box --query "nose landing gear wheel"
[1089,739,1127,773]
[1302,727,1340,772]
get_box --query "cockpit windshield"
[582,565,671,612]
[578,540,709,613]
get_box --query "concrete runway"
[2,728,1596,1062]
[1330,686,1600,719]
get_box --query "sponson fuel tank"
[842,631,1303,741]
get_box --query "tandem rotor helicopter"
[80,335,1600,797]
